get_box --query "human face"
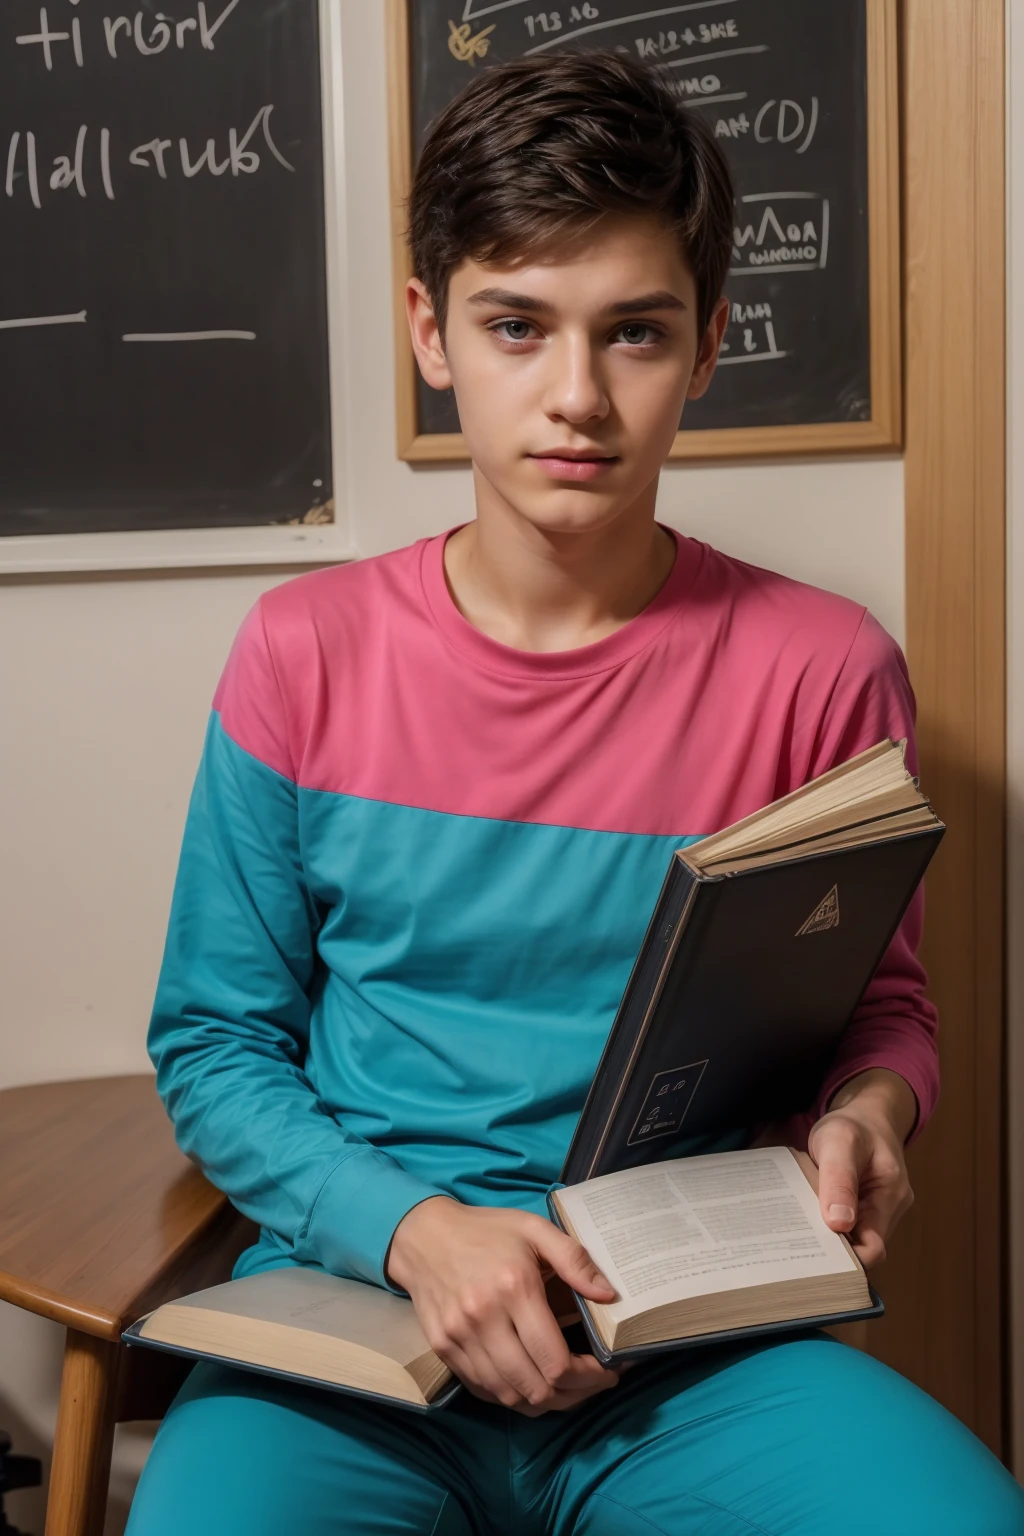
[406,215,727,538]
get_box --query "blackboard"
[388,0,900,460]
[0,0,333,539]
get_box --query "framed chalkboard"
[0,0,351,571]
[387,0,900,461]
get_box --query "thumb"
[814,1131,862,1233]
[532,1219,618,1303]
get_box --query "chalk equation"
[409,0,873,438]
[436,2,842,400]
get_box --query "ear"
[406,278,453,391]
[686,295,730,401]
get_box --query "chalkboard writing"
[407,0,871,441]
[0,0,332,538]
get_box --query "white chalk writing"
[731,193,829,274]
[14,1,240,72]
[4,105,294,208]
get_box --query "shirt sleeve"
[787,609,939,1145]
[147,599,449,1293]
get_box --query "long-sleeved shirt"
[148,521,939,1296]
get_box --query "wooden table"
[0,1076,255,1536]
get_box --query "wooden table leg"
[45,1330,121,1536]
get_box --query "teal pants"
[126,1330,1024,1535]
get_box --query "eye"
[614,322,662,348]
[489,318,538,345]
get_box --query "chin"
[512,475,656,537]
[510,498,625,537]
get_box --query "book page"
[688,740,905,864]
[143,1267,432,1368]
[557,1148,858,1324]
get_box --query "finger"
[812,1127,864,1232]
[529,1216,617,1303]
[848,1221,887,1269]
[539,1350,620,1395]
[500,1275,621,1405]
[849,1183,909,1269]
[512,1357,622,1417]
[430,1303,543,1409]
[467,1324,614,1411]
[863,1169,915,1226]
[480,1312,565,1407]
[442,1337,518,1406]
[512,1283,588,1390]
[856,1173,912,1244]
[564,1354,623,1390]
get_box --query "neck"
[443,477,677,654]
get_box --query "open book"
[548,1146,877,1362]
[125,1147,877,1409]
[124,1266,460,1411]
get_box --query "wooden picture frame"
[386,0,901,464]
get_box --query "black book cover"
[560,825,943,1186]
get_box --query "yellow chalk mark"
[448,19,496,65]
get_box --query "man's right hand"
[385,1196,623,1416]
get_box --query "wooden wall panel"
[864,0,1007,1454]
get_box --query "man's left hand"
[800,1067,917,1268]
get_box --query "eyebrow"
[465,287,687,315]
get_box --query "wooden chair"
[0,1076,255,1536]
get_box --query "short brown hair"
[407,51,734,342]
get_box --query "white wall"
[0,1,905,1528]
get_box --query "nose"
[541,330,610,427]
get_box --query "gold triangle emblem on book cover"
[797,884,840,936]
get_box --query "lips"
[529,451,619,483]
[532,450,616,462]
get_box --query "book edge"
[121,1323,463,1412]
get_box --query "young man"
[127,51,1024,1535]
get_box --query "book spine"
[560,856,704,1184]
[582,877,731,1180]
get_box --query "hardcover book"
[559,738,944,1186]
